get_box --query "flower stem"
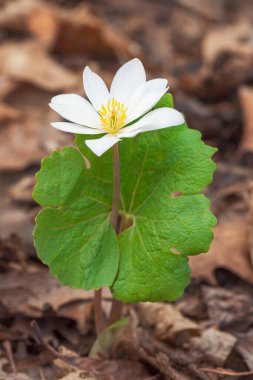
[110,144,120,232]
[94,289,104,336]
[93,144,123,336]
[108,144,123,325]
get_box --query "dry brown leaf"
[190,215,253,285]
[139,302,200,344]
[58,372,98,380]
[191,328,236,367]
[202,22,253,64]
[248,182,253,265]
[48,5,140,59]
[236,330,253,371]
[56,356,149,380]
[0,116,71,170]
[176,0,224,21]
[0,268,94,318]
[0,41,77,92]
[0,0,39,32]
[239,86,253,153]
[8,175,35,204]
[0,358,32,380]
[0,102,22,122]
[202,286,253,330]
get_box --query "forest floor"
[1,0,253,379]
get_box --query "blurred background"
[1,0,253,379]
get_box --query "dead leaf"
[9,175,35,204]
[0,102,22,122]
[190,215,253,285]
[47,5,140,59]
[202,22,253,64]
[0,268,94,318]
[239,86,253,153]
[202,285,253,331]
[191,328,237,367]
[0,41,77,92]
[139,302,200,344]
[0,358,32,380]
[236,330,253,370]
[56,356,149,380]
[58,372,99,380]
[0,116,71,170]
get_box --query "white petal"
[126,79,168,123]
[110,58,146,105]
[119,108,184,137]
[85,134,120,156]
[51,122,104,135]
[83,67,109,110]
[50,94,101,128]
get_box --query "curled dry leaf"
[139,302,200,344]
[0,41,77,92]
[190,215,253,285]
[191,328,237,367]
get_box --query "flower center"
[99,98,128,133]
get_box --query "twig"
[39,367,47,380]
[199,367,253,377]
[30,320,61,358]
[3,341,17,375]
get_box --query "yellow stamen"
[99,98,128,133]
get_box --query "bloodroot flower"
[49,58,184,156]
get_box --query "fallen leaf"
[239,86,253,153]
[9,175,35,204]
[202,285,253,331]
[202,22,253,64]
[191,328,237,367]
[0,41,77,92]
[0,116,71,170]
[236,330,253,370]
[58,372,100,380]
[46,5,140,59]
[139,302,200,344]
[190,215,253,285]
[0,268,94,318]
[0,102,22,122]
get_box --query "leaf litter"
[1,0,253,379]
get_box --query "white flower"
[49,58,184,156]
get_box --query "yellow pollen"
[99,98,128,133]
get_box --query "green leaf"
[33,147,119,290]
[75,125,216,303]
[154,93,174,109]
[89,317,129,359]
